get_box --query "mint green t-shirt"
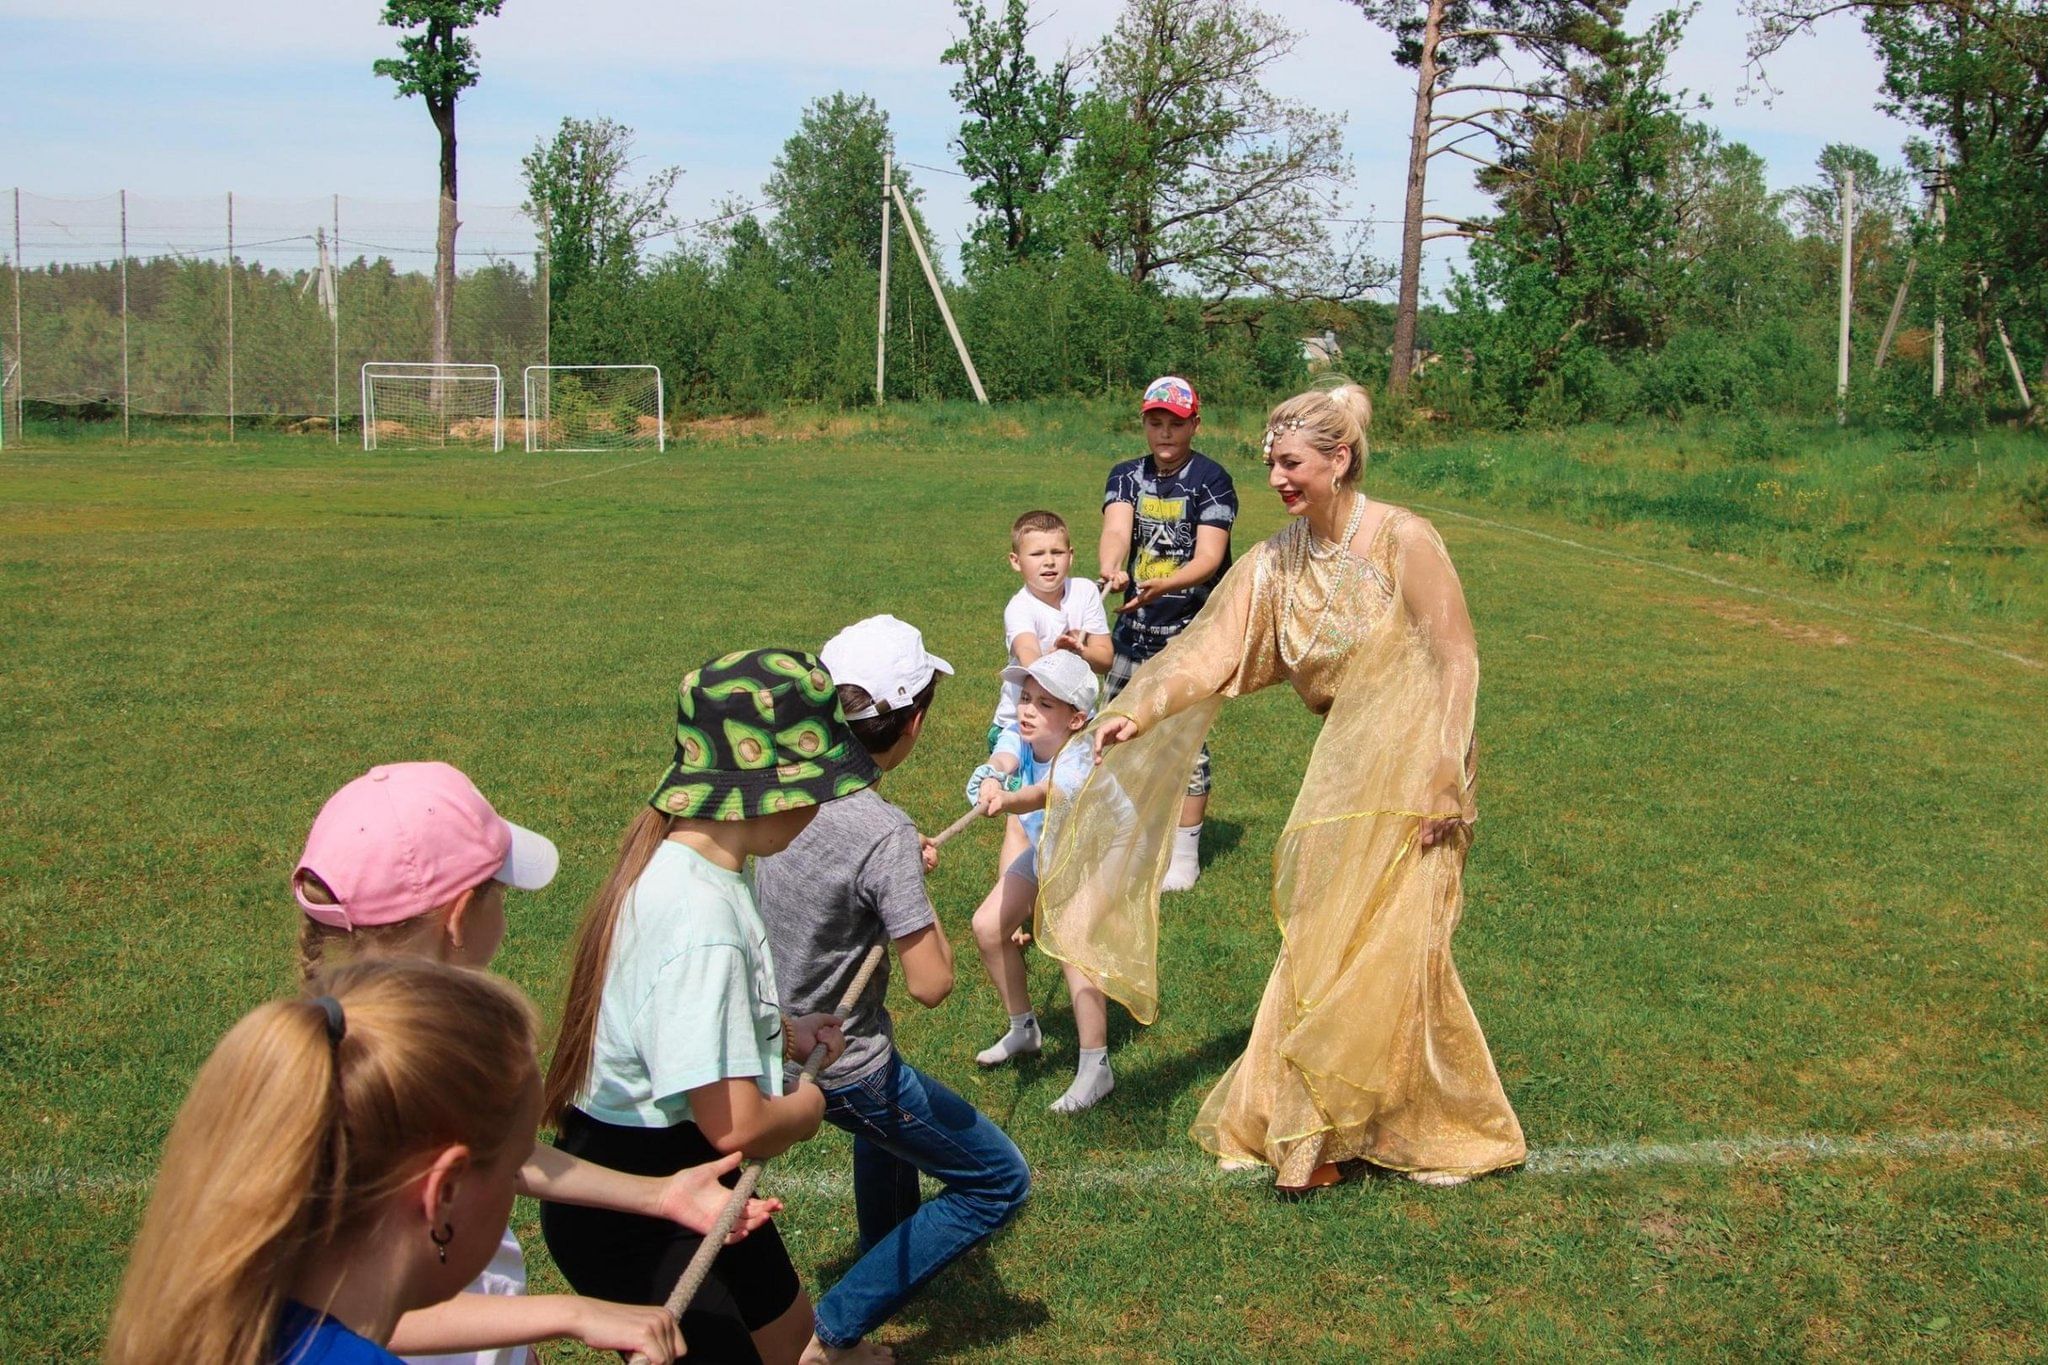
[575,841,786,1128]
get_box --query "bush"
[2016,470,2048,528]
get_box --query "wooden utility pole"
[1873,258,1915,373]
[1932,152,1946,398]
[332,196,342,444]
[875,154,891,404]
[226,192,235,443]
[12,188,23,442]
[1836,168,1854,426]
[889,182,987,404]
[120,189,130,444]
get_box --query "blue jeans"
[812,1052,1031,1348]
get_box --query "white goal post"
[522,365,666,453]
[360,362,505,452]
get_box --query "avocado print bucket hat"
[650,648,880,822]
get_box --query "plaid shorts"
[1104,650,1212,798]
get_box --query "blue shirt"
[1103,450,1238,658]
[273,1301,402,1363]
[994,728,1094,849]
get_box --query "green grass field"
[3,407,2044,1361]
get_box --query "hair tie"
[313,994,346,1046]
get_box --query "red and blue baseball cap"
[1140,375,1198,419]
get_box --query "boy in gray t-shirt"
[752,615,1030,1365]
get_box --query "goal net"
[523,365,666,452]
[360,362,505,451]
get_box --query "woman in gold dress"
[1035,382,1524,1190]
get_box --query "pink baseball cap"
[293,762,559,930]
[1140,375,1198,418]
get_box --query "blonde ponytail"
[106,959,538,1365]
[1265,377,1374,485]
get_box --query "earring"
[430,1222,454,1264]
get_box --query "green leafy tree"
[1056,0,1373,301]
[373,0,504,369]
[1439,10,1693,417]
[764,93,920,275]
[522,117,682,306]
[942,0,1082,269]
[1747,0,2047,411]
[1344,0,1629,392]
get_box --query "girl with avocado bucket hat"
[541,649,881,1365]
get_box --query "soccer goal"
[360,362,505,452]
[522,365,665,453]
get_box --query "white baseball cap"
[821,615,955,719]
[1000,650,1099,715]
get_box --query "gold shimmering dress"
[1036,507,1525,1185]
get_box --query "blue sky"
[0,0,1918,291]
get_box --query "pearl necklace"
[1282,492,1368,666]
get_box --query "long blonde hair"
[543,806,674,1123]
[1265,379,1374,485]
[106,958,539,1365]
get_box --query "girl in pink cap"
[294,761,777,1365]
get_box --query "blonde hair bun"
[1327,382,1373,434]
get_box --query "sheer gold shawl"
[1037,509,1524,1177]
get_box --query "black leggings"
[540,1108,802,1364]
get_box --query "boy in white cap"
[752,616,1031,1365]
[963,650,1116,1113]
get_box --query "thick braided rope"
[634,808,987,1359]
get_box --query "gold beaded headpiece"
[1261,418,1308,458]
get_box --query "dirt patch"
[677,414,778,439]
[1639,1209,1687,1257]
[1696,598,1854,647]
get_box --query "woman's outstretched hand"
[1093,716,1139,763]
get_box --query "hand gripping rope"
[630,807,989,1363]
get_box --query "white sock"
[1051,1047,1114,1113]
[975,1012,1041,1067]
[1161,823,1203,892]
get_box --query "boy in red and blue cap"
[1095,375,1238,891]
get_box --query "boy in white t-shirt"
[988,509,1111,877]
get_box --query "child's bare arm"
[1011,632,1045,666]
[1077,631,1114,670]
[518,1142,777,1239]
[996,779,1051,815]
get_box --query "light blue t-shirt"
[993,728,1094,849]
[576,841,786,1128]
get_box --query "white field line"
[1412,500,2045,672]
[533,455,658,489]
[10,1125,2038,1201]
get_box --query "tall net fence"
[4,190,547,439]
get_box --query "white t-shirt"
[574,841,786,1129]
[401,1225,531,1365]
[992,578,1110,728]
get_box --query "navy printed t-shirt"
[1103,450,1238,660]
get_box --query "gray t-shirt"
[753,789,936,1089]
